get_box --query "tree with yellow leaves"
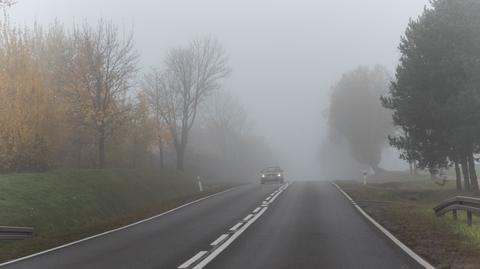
[0,23,56,171]
[68,20,138,168]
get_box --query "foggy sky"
[9,0,429,180]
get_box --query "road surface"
[1,181,423,269]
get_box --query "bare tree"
[201,91,251,172]
[204,91,250,136]
[152,37,230,170]
[68,20,138,168]
[143,68,170,168]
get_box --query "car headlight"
[277,173,282,177]
[261,174,266,178]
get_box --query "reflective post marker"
[197,176,204,192]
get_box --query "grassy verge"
[0,168,234,263]
[336,178,480,269]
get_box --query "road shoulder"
[335,179,480,268]
[331,182,434,269]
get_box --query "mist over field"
[6,0,430,181]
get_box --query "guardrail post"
[467,211,473,226]
[452,209,457,220]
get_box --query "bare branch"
[142,36,230,170]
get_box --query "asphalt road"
[1,181,423,269]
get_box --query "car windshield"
[264,167,281,173]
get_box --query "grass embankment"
[336,178,480,269]
[0,168,232,263]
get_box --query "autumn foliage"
[0,16,273,176]
[0,19,141,171]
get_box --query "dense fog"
[6,0,431,181]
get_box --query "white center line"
[210,234,229,247]
[193,207,268,269]
[243,214,253,222]
[268,191,283,203]
[0,186,241,268]
[178,183,291,269]
[178,251,208,269]
[229,222,243,232]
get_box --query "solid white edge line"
[330,182,435,269]
[178,251,208,269]
[0,186,240,267]
[252,207,261,213]
[210,234,229,247]
[193,207,268,269]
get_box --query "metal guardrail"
[433,196,480,226]
[0,226,33,240]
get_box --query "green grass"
[418,206,480,247]
[0,168,226,262]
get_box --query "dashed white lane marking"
[178,251,208,269]
[0,186,240,268]
[193,207,268,269]
[267,188,286,204]
[243,214,253,222]
[331,182,435,269]
[269,195,280,203]
[210,234,229,246]
[229,222,243,232]
[178,183,290,269]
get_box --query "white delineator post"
[197,176,204,192]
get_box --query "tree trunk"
[454,160,462,191]
[175,127,189,171]
[461,155,470,191]
[158,135,164,168]
[176,143,185,171]
[98,128,105,169]
[468,152,479,192]
[409,162,413,176]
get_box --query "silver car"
[260,166,285,184]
